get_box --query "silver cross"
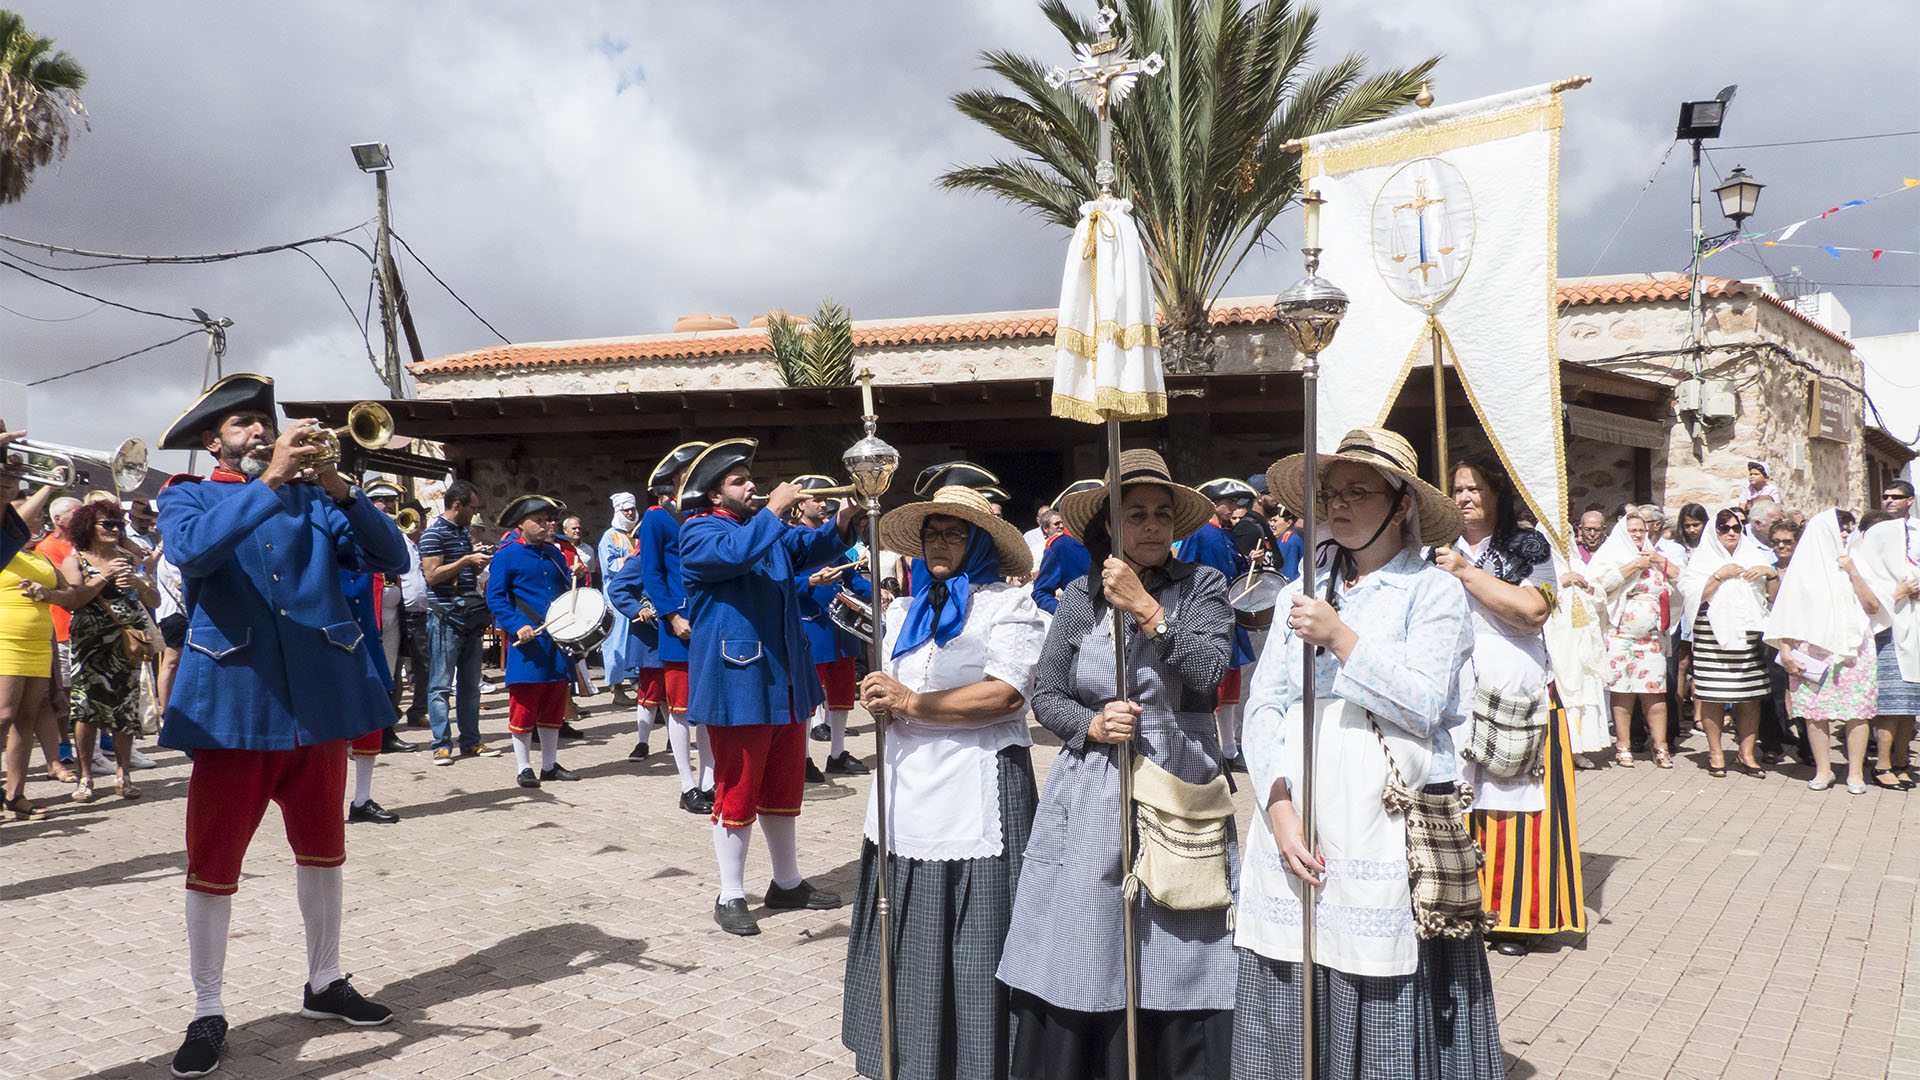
[1046,6,1163,194]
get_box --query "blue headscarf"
[892,524,1002,659]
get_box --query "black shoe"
[679,788,710,815]
[301,974,393,1026]
[559,722,586,739]
[380,731,418,753]
[629,739,651,760]
[540,764,580,782]
[714,897,761,936]
[699,788,716,813]
[516,768,541,789]
[805,758,827,784]
[809,722,830,742]
[824,751,870,776]
[347,799,399,824]
[170,1015,227,1078]
[1225,752,1248,774]
[764,878,842,911]
[1491,937,1529,957]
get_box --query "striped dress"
[1468,689,1588,936]
[1690,605,1769,703]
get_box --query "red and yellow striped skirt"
[1468,688,1588,936]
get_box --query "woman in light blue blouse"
[1232,427,1503,1080]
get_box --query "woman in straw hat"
[995,449,1238,1079]
[1233,427,1502,1080]
[839,485,1046,1080]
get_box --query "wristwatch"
[1150,612,1170,638]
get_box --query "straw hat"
[1266,427,1464,546]
[878,485,1033,577]
[1058,449,1214,544]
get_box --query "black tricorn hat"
[495,493,567,529]
[792,474,840,491]
[977,485,1011,505]
[912,460,1000,497]
[160,373,277,451]
[678,438,758,506]
[1197,477,1258,505]
[649,442,709,496]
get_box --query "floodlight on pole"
[350,142,393,173]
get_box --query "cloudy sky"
[3,0,1915,474]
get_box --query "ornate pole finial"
[1415,79,1435,109]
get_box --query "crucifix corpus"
[1047,6,1164,195]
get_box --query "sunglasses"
[1716,524,1741,534]
[1886,493,1911,501]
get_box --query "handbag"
[1126,751,1236,912]
[1370,719,1495,939]
[119,625,158,662]
[1460,684,1549,779]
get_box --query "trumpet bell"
[309,401,395,466]
[394,507,421,531]
[3,436,150,492]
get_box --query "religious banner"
[1299,83,1571,547]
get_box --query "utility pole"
[185,308,232,476]
[351,142,419,399]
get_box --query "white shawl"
[1763,509,1872,656]
[1589,516,1664,631]
[1678,519,1772,645]
[1855,514,1920,681]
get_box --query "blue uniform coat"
[1178,521,1255,668]
[485,540,574,685]
[638,506,689,664]
[1030,533,1091,615]
[794,533,866,666]
[597,526,641,680]
[680,508,846,727]
[158,478,409,751]
[339,569,392,691]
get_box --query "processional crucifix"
[1047,6,1164,196]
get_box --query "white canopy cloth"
[1050,196,1166,424]
[1678,521,1773,646]
[1764,509,1872,656]
[1855,514,1920,681]
[1299,83,1569,549]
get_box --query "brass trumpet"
[303,402,394,467]
[3,437,149,492]
[749,481,860,506]
[390,506,422,532]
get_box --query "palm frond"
[765,312,807,388]
[804,300,855,387]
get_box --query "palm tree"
[0,9,88,205]
[941,0,1437,371]
[766,300,855,389]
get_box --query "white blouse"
[863,581,1047,861]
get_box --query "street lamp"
[1715,165,1764,229]
[349,142,392,173]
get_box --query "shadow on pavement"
[93,922,678,1080]
[1578,850,1629,920]
[0,847,186,903]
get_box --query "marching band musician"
[789,474,871,782]
[1030,479,1099,615]
[1179,477,1260,773]
[678,437,861,936]
[610,442,714,812]
[486,494,586,790]
[154,374,407,1079]
[340,563,402,824]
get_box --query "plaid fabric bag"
[1460,684,1550,779]
[1371,719,1495,940]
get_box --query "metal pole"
[373,170,403,398]
[1297,352,1321,1080]
[1430,317,1448,485]
[866,489,895,1080]
[1107,416,1140,1080]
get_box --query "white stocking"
[634,702,656,741]
[510,731,532,772]
[295,864,343,993]
[537,726,559,771]
[696,724,714,790]
[668,713,694,792]
[1217,701,1243,759]
[351,755,375,806]
[712,823,750,902]
[827,709,849,758]
[185,891,231,1018]
[759,813,802,890]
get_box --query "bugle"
[3,437,149,492]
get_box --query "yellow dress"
[0,550,59,678]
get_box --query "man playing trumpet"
[788,474,872,782]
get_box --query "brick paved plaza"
[4,687,1917,1079]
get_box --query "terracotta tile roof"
[413,276,1846,376]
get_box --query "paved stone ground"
[2,686,1915,1079]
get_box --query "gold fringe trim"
[1054,321,1162,359]
[1051,390,1169,425]
[1304,96,1563,180]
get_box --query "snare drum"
[1228,569,1286,631]
[544,587,615,657]
[828,589,874,644]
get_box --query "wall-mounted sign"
[1809,379,1851,443]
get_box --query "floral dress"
[1605,564,1670,694]
[1789,638,1878,721]
[68,555,149,735]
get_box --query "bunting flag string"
[1697,175,1920,266]
[1752,241,1913,259]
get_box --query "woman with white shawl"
[1850,507,1920,788]
[1678,507,1779,777]
[1590,508,1682,768]
[1764,509,1880,793]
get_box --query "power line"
[0,256,201,323]
[0,300,103,322]
[391,231,512,344]
[1717,130,1920,150]
[26,327,206,386]
[0,225,375,270]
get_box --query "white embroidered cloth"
[1050,197,1166,424]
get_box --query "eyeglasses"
[1317,485,1388,507]
[922,527,969,547]
[1716,524,1742,534]
[1770,537,1797,548]
[1885,493,1911,501]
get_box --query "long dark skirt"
[1230,939,1504,1080]
[1007,988,1232,1080]
[843,745,1038,1080]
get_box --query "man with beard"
[678,438,860,935]
[418,480,500,766]
[154,374,410,1077]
